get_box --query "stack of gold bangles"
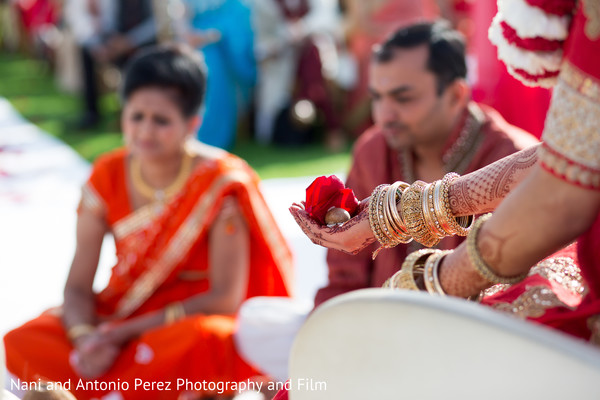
[368,173,474,257]
[368,182,412,259]
[383,249,451,295]
[383,213,528,296]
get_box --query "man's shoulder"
[353,126,389,157]
[477,103,539,150]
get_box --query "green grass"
[0,51,352,179]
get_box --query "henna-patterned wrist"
[448,145,539,216]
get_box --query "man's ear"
[446,79,470,112]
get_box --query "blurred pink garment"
[16,0,58,35]
[469,1,551,139]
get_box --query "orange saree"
[4,148,293,399]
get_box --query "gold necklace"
[130,151,193,203]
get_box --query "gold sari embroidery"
[113,204,157,241]
[80,183,106,217]
[540,64,600,188]
[484,257,584,319]
[114,169,250,318]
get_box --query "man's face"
[369,46,454,151]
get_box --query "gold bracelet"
[164,302,186,325]
[421,182,445,239]
[466,213,528,284]
[369,185,393,258]
[384,181,412,244]
[369,183,411,259]
[423,250,451,295]
[432,252,448,296]
[67,323,96,342]
[438,173,474,236]
[401,181,440,247]
[383,249,438,290]
[387,181,412,241]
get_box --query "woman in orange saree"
[4,44,293,400]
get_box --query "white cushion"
[289,289,600,399]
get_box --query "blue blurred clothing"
[185,0,257,150]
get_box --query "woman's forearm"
[440,164,600,298]
[63,287,97,328]
[448,144,540,216]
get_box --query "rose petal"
[304,175,359,224]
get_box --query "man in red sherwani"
[236,21,539,386]
[315,20,539,307]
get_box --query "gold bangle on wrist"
[423,250,451,295]
[466,213,528,284]
[431,252,448,296]
[384,181,412,244]
[164,302,186,325]
[421,182,445,239]
[401,181,440,247]
[383,249,438,290]
[369,182,412,259]
[438,173,473,236]
[67,323,96,342]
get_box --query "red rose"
[305,175,359,225]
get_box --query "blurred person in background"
[172,0,257,150]
[13,0,61,52]
[73,0,157,129]
[4,44,293,400]
[0,0,22,52]
[251,0,346,151]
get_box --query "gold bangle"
[423,250,451,295]
[432,252,448,296]
[384,249,438,290]
[369,185,392,258]
[421,182,445,239]
[67,323,96,341]
[438,173,474,236]
[369,183,412,259]
[466,213,528,284]
[164,302,186,325]
[387,181,412,240]
[433,179,452,236]
[384,181,412,244]
[401,181,440,247]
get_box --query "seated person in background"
[76,0,157,129]
[176,0,257,150]
[251,0,345,150]
[316,20,540,306]
[4,43,293,400]
[236,20,539,382]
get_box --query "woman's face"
[122,87,198,161]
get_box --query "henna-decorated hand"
[289,199,375,255]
